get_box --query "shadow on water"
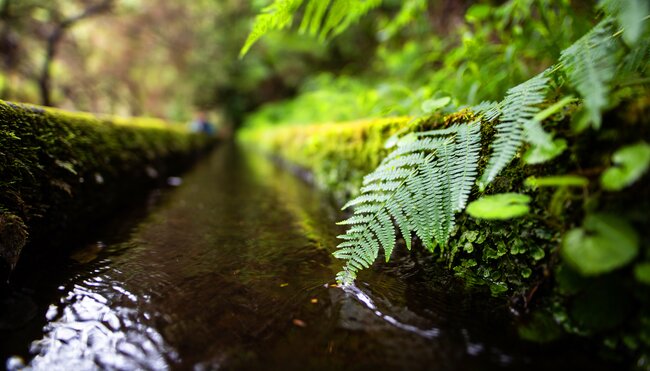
[1,143,610,370]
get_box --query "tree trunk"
[37,0,114,106]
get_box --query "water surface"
[1,144,608,370]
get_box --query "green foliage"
[241,1,650,364]
[600,141,650,191]
[466,193,531,220]
[241,0,382,57]
[562,214,639,276]
[522,96,576,164]
[243,0,592,130]
[599,0,650,46]
[334,121,481,284]
[479,72,550,189]
[559,19,618,129]
[328,6,648,283]
[524,175,589,188]
[239,116,409,201]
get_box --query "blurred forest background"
[0,0,597,126]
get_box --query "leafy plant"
[524,175,589,188]
[466,193,531,220]
[561,214,639,276]
[479,71,550,189]
[334,120,481,283]
[240,0,382,57]
[600,141,650,191]
[332,2,649,283]
[559,19,618,130]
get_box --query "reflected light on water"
[342,284,440,339]
[10,274,176,370]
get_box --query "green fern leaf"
[559,19,618,129]
[241,0,382,57]
[334,122,481,284]
[480,72,550,189]
[599,0,649,46]
[240,0,304,57]
[619,35,650,75]
[299,0,331,35]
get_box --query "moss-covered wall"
[239,117,412,201]
[0,100,215,277]
[238,100,650,366]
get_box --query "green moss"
[239,117,412,201]
[0,100,215,272]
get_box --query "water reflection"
[341,284,440,339]
[17,268,177,370]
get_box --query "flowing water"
[0,144,609,370]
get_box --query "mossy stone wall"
[0,100,215,277]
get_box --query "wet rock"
[0,213,28,279]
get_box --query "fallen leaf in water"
[292,319,307,327]
[280,283,289,287]
[310,298,318,304]
[70,241,105,264]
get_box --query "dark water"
[1,144,606,370]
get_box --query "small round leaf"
[561,214,639,276]
[466,193,531,220]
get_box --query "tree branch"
[39,0,114,106]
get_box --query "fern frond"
[299,0,331,35]
[559,19,618,129]
[334,122,481,284]
[599,0,649,46]
[240,0,304,57]
[479,72,550,189]
[619,36,650,75]
[241,0,382,56]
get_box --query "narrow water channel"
[1,144,607,370]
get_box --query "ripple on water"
[14,273,177,370]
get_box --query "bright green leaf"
[466,193,531,220]
[601,141,650,191]
[421,97,451,113]
[570,106,592,133]
[525,175,589,188]
[532,96,577,122]
[523,138,567,164]
[465,4,491,22]
[619,0,649,46]
[490,282,508,296]
[561,214,639,276]
[531,247,545,261]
